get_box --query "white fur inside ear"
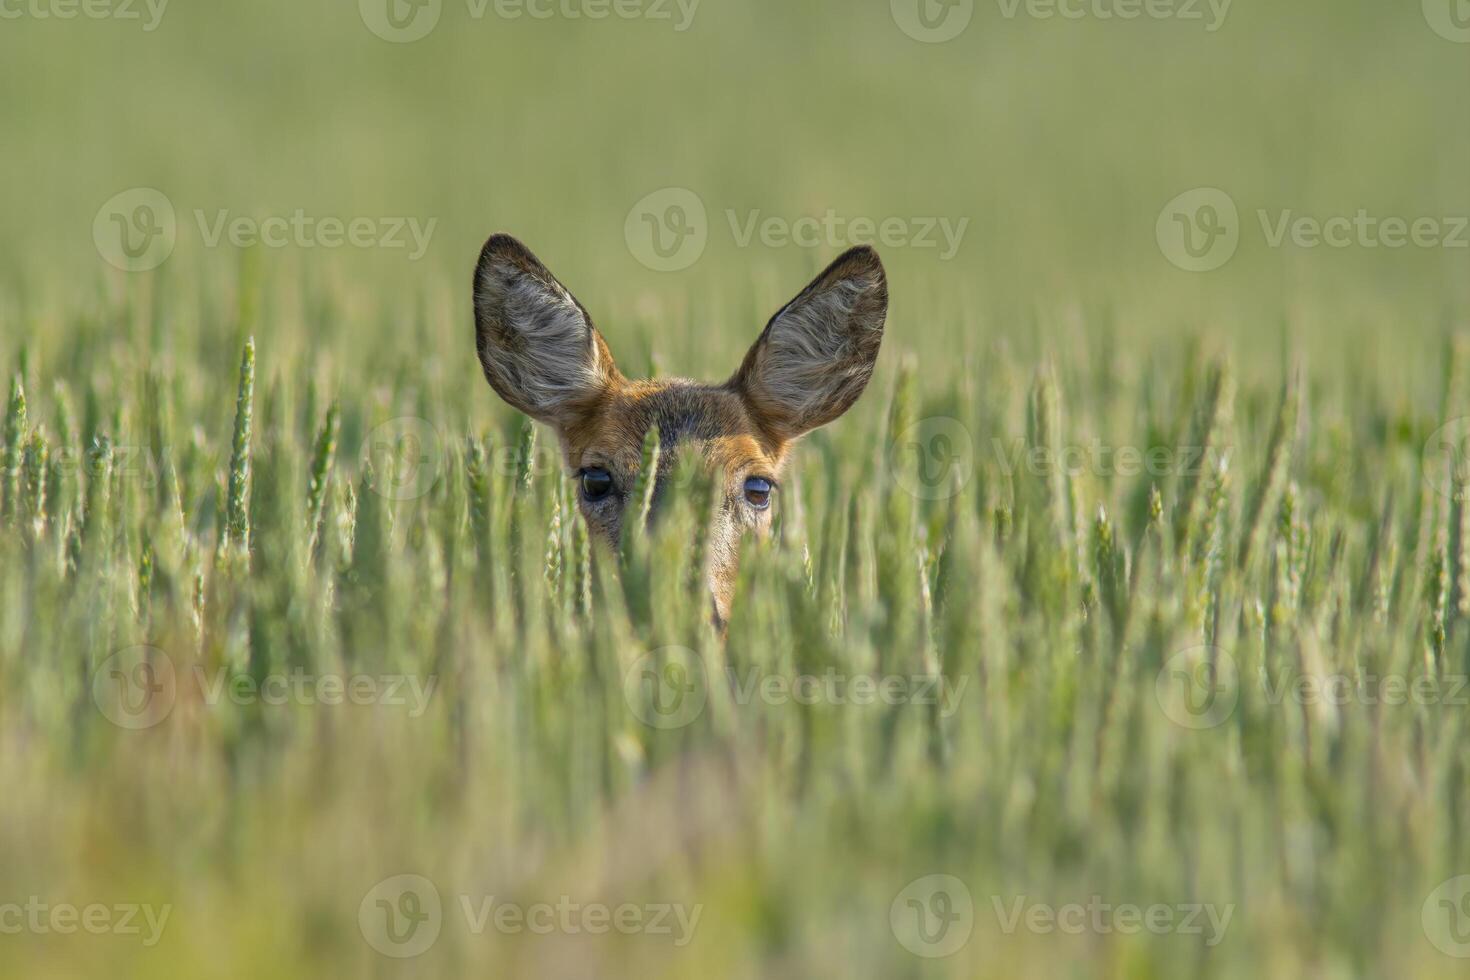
[476,260,602,416]
[762,274,881,422]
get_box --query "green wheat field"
[2,0,1469,976]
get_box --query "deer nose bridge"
[640,433,691,532]
[637,430,723,534]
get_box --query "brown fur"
[473,234,887,625]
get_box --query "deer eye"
[743,476,773,510]
[580,468,615,501]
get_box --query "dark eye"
[744,476,773,510]
[581,468,614,501]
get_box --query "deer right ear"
[732,246,887,442]
[473,234,619,428]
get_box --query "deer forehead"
[562,380,786,481]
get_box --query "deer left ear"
[731,246,888,441]
[473,234,621,429]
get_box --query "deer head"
[473,233,887,626]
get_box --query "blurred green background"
[3,2,1470,978]
[2,0,1466,378]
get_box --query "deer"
[472,233,887,627]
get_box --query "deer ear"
[473,234,619,428]
[732,246,888,441]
